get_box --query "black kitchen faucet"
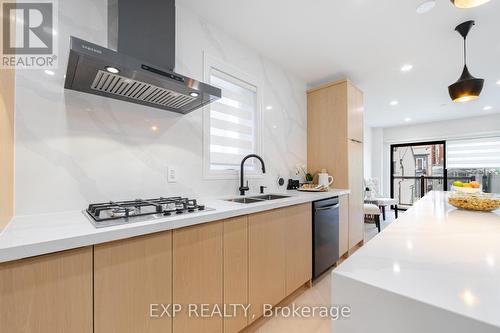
[239,154,266,195]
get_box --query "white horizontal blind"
[447,137,500,168]
[208,68,258,171]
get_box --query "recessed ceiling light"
[401,64,413,72]
[496,80,500,85]
[105,66,120,74]
[265,105,273,110]
[44,70,55,76]
[189,92,199,97]
[483,106,492,111]
[404,117,412,122]
[151,125,158,132]
[390,100,399,106]
[416,0,436,14]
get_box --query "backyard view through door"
[391,137,500,208]
[391,141,447,209]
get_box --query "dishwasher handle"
[314,203,340,212]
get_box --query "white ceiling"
[180,0,500,127]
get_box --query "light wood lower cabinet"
[173,221,223,333]
[285,203,312,295]
[223,216,249,333]
[348,140,364,249]
[0,247,93,333]
[248,208,287,322]
[0,204,316,333]
[94,232,172,333]
[339,194,350,257]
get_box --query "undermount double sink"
[225,194,291,204]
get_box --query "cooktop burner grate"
[84,196,212,228]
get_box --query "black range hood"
[64,0,221,114]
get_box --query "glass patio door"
[390,141,446,208]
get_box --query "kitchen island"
[332,191,500,333]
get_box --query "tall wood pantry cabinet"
[307,79,364,253]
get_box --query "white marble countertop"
[333,191,500,329]
[0,189,349,263]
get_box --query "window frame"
[202,53,263,180]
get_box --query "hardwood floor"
[247,273,332,333]
[364,208,397,241]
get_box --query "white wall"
[382,114,500,144]
[370,114,500,196]
[370,127,384,190]
[14,0,307,215]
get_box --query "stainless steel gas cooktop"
[84,196,213,228]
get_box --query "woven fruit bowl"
[448,193,500,212]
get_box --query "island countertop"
[0,189,349,264]
[332,191,500,332]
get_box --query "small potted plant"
[305,172,314,183]
[295,165,314,184]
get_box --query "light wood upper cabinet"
[285,203,312,295]
[347,83,364,142]
[0,247,93,333]
[307,81,349,188]
[248,208,287,322]
[94,232,172,333]
[173,222,223,333]
[223,216,249,333]
[308,79,364,251]
[339,194,350,257]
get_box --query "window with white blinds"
[447,137,500,168]
[203,55,262,178]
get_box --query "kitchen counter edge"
[0,189,349,263]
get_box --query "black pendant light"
[448,20,484,103]
[450,0,491,9]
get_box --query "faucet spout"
[239,154,266,196]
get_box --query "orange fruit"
[470,181,480,189]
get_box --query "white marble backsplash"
[14,1,307,215]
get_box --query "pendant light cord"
[463,36,467,66]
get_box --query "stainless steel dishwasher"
[312,197,340,280]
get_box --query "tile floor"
[250,208,399,333]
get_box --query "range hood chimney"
[64,0,221,114]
